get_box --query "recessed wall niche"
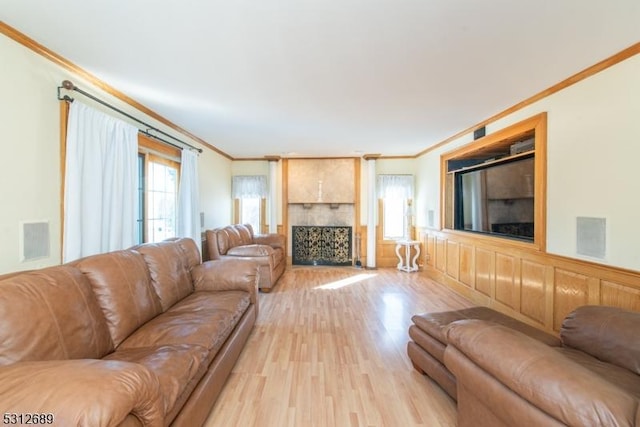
[441,112,547,251]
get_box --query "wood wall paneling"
[459,244,474,287]
[358,225,367,267]
[377,240,403,268]
[435,238,446,273]
[446,241,459,281]
[601,280,640,311]
[474,248,494,298]
[553,269,590,331]
[377,239,423,269]
[520,260,547,325]
[426,234,435,267]
[495,253,519,311]
[420,228,640,335]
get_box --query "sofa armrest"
[445,319,637,427]
[253,233,285,250]
[191,259,259,305]
[561,305,640,374]
[0,359,163,427]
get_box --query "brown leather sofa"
[204,224,285,292]
[407,306,561,399]
[0,238,258,427]
[444,305,640,427]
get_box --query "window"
[239,197,261,234]
[382,198,408,239]
[137,135,181,244]
[378,175,414,240]
[146,156,179,242]
[232,175,267,234]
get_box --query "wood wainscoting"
[420,229,640,333]
[375,230,422,268]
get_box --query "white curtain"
[377,174,414,199]
[63,101,138,262]
[232,175,267,198]
[177,149,201,250]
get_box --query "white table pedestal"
[395,239,421,272]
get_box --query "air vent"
[20,221,50,262]
[576,217,606,259]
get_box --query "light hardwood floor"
[204,266,473,427]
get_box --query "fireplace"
[292,226,352,266]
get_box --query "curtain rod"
[57,80,202,153]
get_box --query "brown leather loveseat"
[408,306,561,399]
[204,224,285,292]
[445,305,640,426]
[0,238,258,427]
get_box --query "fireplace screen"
[292,226,352,266]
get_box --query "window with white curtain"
[63,102,200,254]
[232,175,267,233]
[377,174,414,240]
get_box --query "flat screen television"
[453,155,534,241]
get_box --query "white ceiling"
[2,1,639,159]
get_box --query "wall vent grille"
[576,217,606,259]
[21,221,50,262]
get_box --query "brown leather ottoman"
[407,306,561,400]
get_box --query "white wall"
[199,151,232,230]
[376,158,416,175]
[416,54,640,271]
[231,160,269,176]
[0,33,231,273]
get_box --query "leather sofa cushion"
[236,224,254,243]
[0,266,113,364]
[412,306,561,347]
[137,241,196,311]
[75,250,163,347]
[227,244,273,257]
[119,291,250,356]
[171,237,202,269]
[253,232,286,250]
[556,346,640,399]
[561,305,640,375]
[409,324,447,363]
[0,359,164,426]
[105,344,209,418]
[226,226,243,248]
